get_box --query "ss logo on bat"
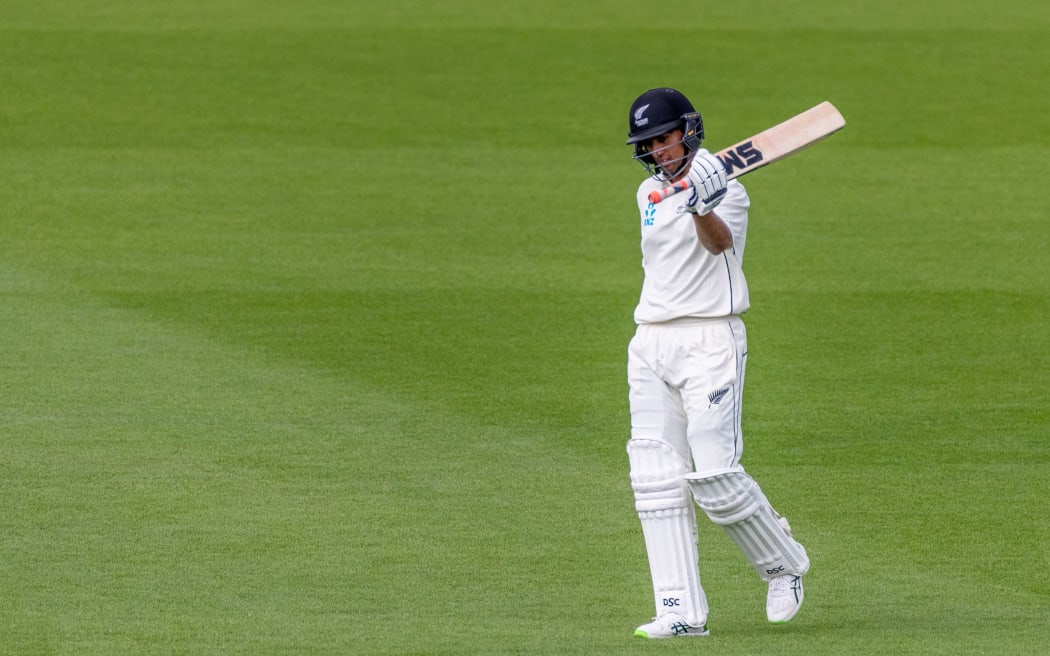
[719,141,764,175]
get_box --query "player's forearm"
[692,211,734,254]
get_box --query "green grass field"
[2,1,1048,654]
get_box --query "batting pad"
[627,438,708,626]
[686,470,810,581]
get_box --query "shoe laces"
[770,575,800,598]
[653,612,685,627]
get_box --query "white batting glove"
[685,148,728,215]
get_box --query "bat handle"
[648,180,692,204]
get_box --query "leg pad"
[627,439,708,626]
[686,470,809,581]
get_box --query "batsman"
[622,88,810,639]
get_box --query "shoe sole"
[634,627,710,638]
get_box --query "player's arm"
[684,150,732,254]
[690,210,733,254]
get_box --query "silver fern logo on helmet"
[633,104,650,127]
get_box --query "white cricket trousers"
[627,316,747,474]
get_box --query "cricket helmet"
[626,87,704,179]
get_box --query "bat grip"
[648,179,692,204]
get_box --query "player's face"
[644,129,689,180]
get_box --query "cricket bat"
[647,101,846,204]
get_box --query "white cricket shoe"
[766,574,804,623]
[634,613,709,639]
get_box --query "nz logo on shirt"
[643,202,656,226]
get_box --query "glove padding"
[685,148,728,215]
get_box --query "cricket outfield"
[0,1,1047,654]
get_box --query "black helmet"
[626,88,704,179]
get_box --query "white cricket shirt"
[633,178,751,324]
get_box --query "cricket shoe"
[634,613,709,639]
[766,574,804,623]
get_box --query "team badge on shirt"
[644,202,656,226]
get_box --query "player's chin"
[659,162,687,181]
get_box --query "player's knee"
[684,469,762,525]
[628,438,692,513]
[627,438,691,482]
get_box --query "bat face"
[647,102,845,204]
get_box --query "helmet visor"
[625,119,682,145]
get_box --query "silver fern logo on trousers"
[708,387,729,407]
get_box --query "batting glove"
[685,148,728,215]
